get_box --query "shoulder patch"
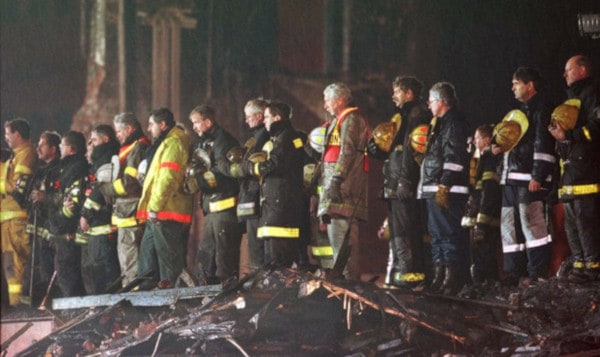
[293,138,303,149]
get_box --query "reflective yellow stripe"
[317,185,322,195]
[582,126,592,142]
[586,262,600,269]
[394,272,425,282]
[481,171,499,182]
[476,213,500,227]
[0,210,27,222]
[558,183,600,198]
[293,138,303,149]
[26,224,51,240]
[311,245,334,256]
[63,206,74,218]
[124,166,138,177]
[209,197,236,213]
[0,178,5,194]
[84,197,102,210]
[111,215,139,227]
[8,283,22,294]
[253,162,260,176]
[113,179,126,195]
[75,233,89,244]
[257,226,299,238]
[14,164,33,174]
[85,224,116,235]
[573,261,585,269]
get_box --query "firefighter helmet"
[308,126,327,153]
[493,109,528,152]
[551,99,580,131]
[409,124,429,153]
[248,151,267,163]
[372,121,396,153]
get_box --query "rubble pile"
[10,267,600,356]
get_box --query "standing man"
[22,131,62,304]
[79,125,121,294]
[99,113,150,287]
[549,55,600,281]
[2,118,38,305]
[495,67,555,283]
[188,104,241,285]
[242,101,305,267]
[318,83,369,280]
[418,82,471,295]
[137,108,192,289]
[367,76,430,287]
[47,131,89,297]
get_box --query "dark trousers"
[54,239,84,297]
[81,234,120,295]
[139,220,189,288]
[195,210,241,282]
[564,196,600,268]
[245,217,264,269]
[389,198,425,274]
[22,235,55,297]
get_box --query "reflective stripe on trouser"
[563,196,600,266]
[327,218,360,280]
[501,186,551,277]
[310,220,333,269]
[118,226,143,287]
[1,217,30,304]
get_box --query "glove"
[435,185,450,209]
[396,179,414,201]
[329,177,343,204]
[148,210,159,225]
[366,138,379,157]
[242,160,256,177]
[472,225,486,242]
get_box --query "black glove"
[242,160,256,177]
[396,179,414,201]
[435,185,450,209]
[329,177,343,204]
[366,138,379,157]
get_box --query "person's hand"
[473,225,486,242]
[529,179,541,192]
[80,216,89,232]
[30,190,45,204]
[64,197,75,212]
[491,144,503,156]
[396,180,413,201]
[548,121,566,141]
[435,185,450,209]
[366,138,379,156]
[148,211,159,225]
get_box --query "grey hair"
[245,98,268,114]
[114,112,141,130]
[429,82,457,107]
[323,82,353,103]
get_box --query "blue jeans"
[426,197,469,268]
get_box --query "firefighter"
[318,83,369,280]
[462,124,501,284]
[366,76,430,287]
[78,125,121,294]
[418,82,471,295]
[187,104,241,285]
[21,131,62,304]
[47,131,89,297]
[493,67,555,283]
[1,118,38,304]
[240,101,305,267]
[99,113,150,287]
[548,55,600,282]
[137,108,193,289]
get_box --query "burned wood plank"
[51,285,221,310]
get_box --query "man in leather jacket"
[189,105,241,285]
[549,55,600,282]
[418,82,471,295]
[367,76,429,287]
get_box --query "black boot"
[441,265,461,295]
[428,263,445,293]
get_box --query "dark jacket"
[252,120,304,237]
[196,124,240,214]
[25,157,61,238]
[418,107,471,199]
[557,77,600,200]
[47,154,90,236]
[80,140,120,233]
[236,125,270,220]
[500,94,556,191]
[464,147,501,228]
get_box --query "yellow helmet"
[493,109,528,152]
[372,121,397,152]
[226,146,245,163]
[551,99,580,131]
[409,124,429,153]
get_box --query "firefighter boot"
[441,265,461,295]
[428,262,445,293]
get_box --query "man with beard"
[99,113,150,287]
[78,125,121,294]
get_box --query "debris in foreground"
[7,267,600,356]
